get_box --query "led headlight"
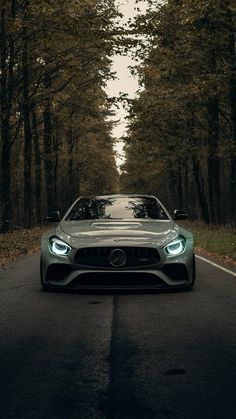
[164,236,186,256]
[49,237,72,256]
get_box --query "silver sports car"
[40,194,195,290]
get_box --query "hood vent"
[91,222,142,230]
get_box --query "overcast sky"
[105,0,147,168]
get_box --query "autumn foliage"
[0,0,119,230]
[121,0,236,225]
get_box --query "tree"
[0,0,119,229]
[121,0,236,225]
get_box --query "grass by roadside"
[180,221,236,267]
[0,226,50,269]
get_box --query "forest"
[0,0,236,230]
[0,0,119,230]
[121,0,236,226]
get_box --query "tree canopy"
[121,0,236,225]
[0,0,119,229]
[1,0,236,229]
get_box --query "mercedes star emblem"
[109,248,126,268]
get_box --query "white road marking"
[196,255,236,277]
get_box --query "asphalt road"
[0,255,236,419]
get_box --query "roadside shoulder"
[195,247,236,274]
[0,226,49,269]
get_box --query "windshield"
[66,197,169,220]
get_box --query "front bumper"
[41,246,194,290]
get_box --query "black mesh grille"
[74,247,160,268]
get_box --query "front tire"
[189,254,196,288]
[40,257,49,291]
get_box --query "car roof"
[79,194,156,200]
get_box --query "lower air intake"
[69,272,164,287]
[162,264,189,281]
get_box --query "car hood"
[55,219,180,247]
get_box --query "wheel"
[40,257,49,291]
[189,254,196,288]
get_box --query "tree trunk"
[176,160,184,209]
[229,33,236,225]
[207,96,221,224]
[53,150,58,210]
[192,157,210,224]
[183,160,189,208]
[66,114,75,204]
[0,8,11,229]
[22,21,33,228]
[43,73,55,215]
[32,104,42,225]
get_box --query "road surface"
[0,254,236,419]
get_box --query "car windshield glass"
[66,197,169,220]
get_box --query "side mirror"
[46,210,61,222]
[173,209,188,220]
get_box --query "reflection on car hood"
[58,219,176,243]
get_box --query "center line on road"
[196,255,236,277]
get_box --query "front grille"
[70,273,164,287]
[74,247,160,268]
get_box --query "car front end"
[41,216,195,291]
